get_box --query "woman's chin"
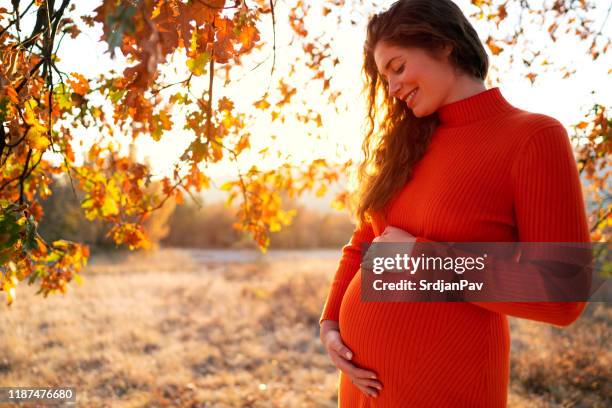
[411,105,435,118]
[411,107,424,118]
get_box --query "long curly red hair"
[356,0,489,226]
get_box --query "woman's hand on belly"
[320,320,383,398]
[362,225,417,272]
[375,225,416,243]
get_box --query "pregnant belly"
[338,269,427,382]
[337,269,509,402]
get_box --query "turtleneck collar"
[436,87,514,127]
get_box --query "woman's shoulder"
[502,108,577,176]
[473,106,572,167]
[497,106,569,149]
[504,106,565,133]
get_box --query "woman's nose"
[389,80,402,99]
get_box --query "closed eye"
[379,64,403,86]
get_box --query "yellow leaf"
[24,98,49,150]
[101,195,119,216]
[186,52,210,76]
[220,181,233,191]
[269,220,281,232]
[315,184,327,197]
[26,126,51,150]
[24,98,39,125]
[74,274,84,285]
[331,199,344,211]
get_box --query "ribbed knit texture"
[319,87,590,407]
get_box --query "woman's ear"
[443,43,453,57]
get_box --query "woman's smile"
[404,87,419,107]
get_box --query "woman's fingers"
[334,341,353,360]
[333,354,378,380]
[325,331,353,359]
[322,329,383,395]
[351,378,380,397]
[353,377,383,391]
[325,332,378,378]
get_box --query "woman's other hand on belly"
[320,319,383,398]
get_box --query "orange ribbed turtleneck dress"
[319,87,590,407]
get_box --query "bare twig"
[595,1,611,37]
[205,16,216,141]
[0,0,36,37]
[150,75,193,95]
[15,58,45,92]
[264,0,277,95]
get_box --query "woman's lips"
[405,87,418,107]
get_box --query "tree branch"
[591,208,612,233]
[205,16,215,141]
[19,147,32,204]
[264,0,277,96]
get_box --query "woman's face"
[373,41,456,117]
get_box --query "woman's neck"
[441,74,487,107]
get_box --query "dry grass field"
[0,248,609,407]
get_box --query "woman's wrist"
[320,319,340,335]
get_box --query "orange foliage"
[0,0,609,304]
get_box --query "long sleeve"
[319,220,375,324]
[406,124,591,326]
[468,124,591,326]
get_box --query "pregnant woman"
[319,0,590,406]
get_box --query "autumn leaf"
[67,72,90,96]
[278,79,297,105]
[53,84,73,110]
[315,184,327,197]
[235,134,250,154]
[174,189,184,205]
[186,51,210,76]
[6,86,19,104]
[237,24,260,51]
[220,181,234,191]
[151,111,173,141]
[254,97,270,110]
[576,121,589,129]
[218,96,234,111]
[526,72,537,84]
[24,99,50,150]
[486,36,503,55]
